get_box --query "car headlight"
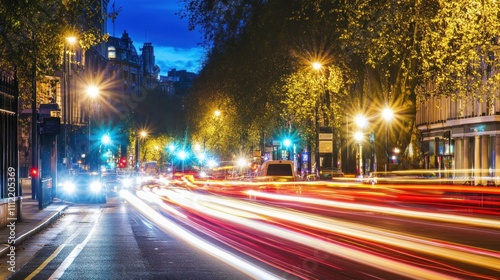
[90,181,102,193]
[122,178,131,187]
[64,182,76,193]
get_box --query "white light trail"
[121,190,283,280]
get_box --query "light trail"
[174,190,500,271]
[120,190,283,280]
[152,188,456,279]
[245,190,500,229]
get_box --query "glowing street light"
[101,134,111,145]
[312,62,322,71]
[66,36,77,45]
[354,114,368,129]
[178,150,188,172]
[87,86,99,98]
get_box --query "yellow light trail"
[182,190,500,272]
[245,190,500,229]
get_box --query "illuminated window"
[108,46,116,59]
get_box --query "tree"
[180,0,500,170]
[416,1,500,105]
[0,0,108,105]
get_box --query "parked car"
[253,160,296,182]
[58,172,106,203]
[317,167,344,180]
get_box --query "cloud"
[109,0,204,75]
[153,45,205,75]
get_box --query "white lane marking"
[48,210,102,280]
[25,221,85,280]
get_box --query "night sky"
[108,0,204,75]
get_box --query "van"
[253,160,296,182]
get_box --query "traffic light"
[29,167,39,178]
[118,157,127,168]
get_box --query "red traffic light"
[29,167,39,178]
[118,157,127,168]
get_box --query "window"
[108,46,116,59]
[267,164,293,176]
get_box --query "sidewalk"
[0,193,68,258]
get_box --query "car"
[102,170,119,192]
[253,160,296,182]
[317,167,344,181]
[58,172,107,203]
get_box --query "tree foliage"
[416,0,500,105]
[180,0,500,169]
[0,0,108,104]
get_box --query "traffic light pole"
[31,47,39,200]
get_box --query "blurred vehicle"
[143,161,159,176]
[317,167,344,181]
[101,170,119,192]
[116,170,134,191]
[58,172,106,203]
[172,169,201,181]
[367,170,439,185]
[253,160,296,182]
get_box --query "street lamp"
[86,85,99,171]
[353,114,368,177]
[99,134,112,171]
[354,131,364,177]
[283,138,292,160]
[135,130,147,172]
[178,150,187,172]
[354,114,368,129]
[63,36,77,170]
[311,61,325,175]
[382,107,394,172]
[168,144,176,172]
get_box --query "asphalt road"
[2,180,499,279]
[1,196,255,280]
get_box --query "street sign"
[319,140,333,153]
[41,117,61,135]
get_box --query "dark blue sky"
[107,0,204,75]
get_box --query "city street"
[2,180,499,279]
[0,195,259,280]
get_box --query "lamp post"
[100,134,111,170]
[283,138,291,160]
[354,131,364,177]
[63,36,76,170]
[168,144,175,173]
[312,62,324,175]
[382,107,394,172]
[354,114,367,177]
[135,131,147,172]
[86,86,99,171]
[178,150,187,172]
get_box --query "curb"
[0,204,69,258]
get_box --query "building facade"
[416,94,500,184]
